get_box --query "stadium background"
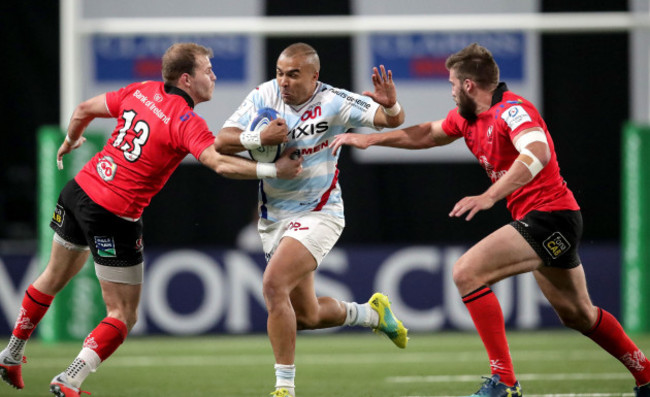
[0,0,641,338]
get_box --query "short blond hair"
[162,43,213,84]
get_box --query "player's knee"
[452,257,479,291]
[262,277,288,309]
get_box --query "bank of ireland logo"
[96,156,117,181]
[94,236,117,257]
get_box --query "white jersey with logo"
[222,79,381,222]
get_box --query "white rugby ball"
[247,107,285,163]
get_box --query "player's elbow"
[213,135,228,154]
[385,113,405,129]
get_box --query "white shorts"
[258,212,344,266]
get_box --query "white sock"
[275,363,295,393]
[65,348,101,388]
[343,302,378,328]
[4,335,26,361]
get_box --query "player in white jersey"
[215,42,408,397]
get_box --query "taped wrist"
[256,162,277,179]
[65,134,79,146]
[382,101,401,117]
[240,130,261,150]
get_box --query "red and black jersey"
[75,81,215,219]
[441,83,579,220]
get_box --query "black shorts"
[510,210,582,269]
[50,179,144,267]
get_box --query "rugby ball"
[247,107,285,163]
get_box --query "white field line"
[402,395,635,397]
[22,349,622,368]
[388,372,631,383]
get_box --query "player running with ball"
[215,42,409,397]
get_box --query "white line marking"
[388,373,631,383]
[401,394,635,397]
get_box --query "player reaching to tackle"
[331,43,650,397]
[0,42,301,396]
[215,42,408,397]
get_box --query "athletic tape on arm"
[517,148,544,177]
[514,130,547,152]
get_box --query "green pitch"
[10,330,650,396]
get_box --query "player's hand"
[261,118,289,146]
[362,65,397,108]
[331,133,371,155]
[56,136,87,170]
[275,148,303,179]
[449,194,496,221]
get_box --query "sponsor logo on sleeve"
[500,105,531,130]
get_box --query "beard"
[457,87,478,123]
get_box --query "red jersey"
[75,81,216,219]
[441,83,579,220]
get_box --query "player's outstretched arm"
[364,65,405,128]
[199,145,301,180]
[331,119,455,155]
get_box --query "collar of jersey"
[491,82,509,107]
[164,84,195,109]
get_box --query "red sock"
[12,285,54,340]
[463,286,517,386]
[83,317,128,361]
[584,307,650,386]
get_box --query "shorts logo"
[543,232,571,259]
[94,236,117,257]
[52,204,65,227]
[96,156,117,181]
[287,221,309,231]
[135,236,144,252]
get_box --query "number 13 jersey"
[75,81,216,220]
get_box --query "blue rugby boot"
[466,374,522,397]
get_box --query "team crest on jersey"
[501,105,532,130]
[486,125,494,144]
[543,232,571,259]
[96,156,117,181]
[94,236,117,257]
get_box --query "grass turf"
[4,329,650,396]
